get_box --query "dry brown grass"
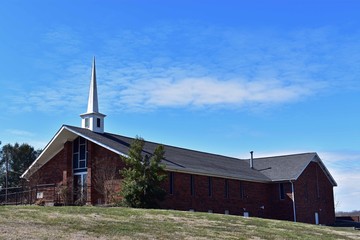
[0,206,359,240]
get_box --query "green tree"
[0,143,39,188]
[120,137,167,208]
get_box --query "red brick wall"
[294,162,335,225]
[268,182,295,222]
[88,141,125,204]
[29,141,72,204]
[28,140,335,225]
[160,172,272,218]
[29,140,126,205]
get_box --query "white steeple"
[87,57,99,113]
[80,57,106,133]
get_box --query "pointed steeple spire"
[87,57,99,113]
[80,57,106,133]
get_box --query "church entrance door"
[73,173,87,205]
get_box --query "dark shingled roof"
[253,153,337,186]
[65,125,271,182]
[252,153,318,181]
[23,124,336,186]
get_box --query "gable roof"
[21,125,337,187]
[63,125,271,182]
[253,153,337,186]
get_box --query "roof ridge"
[65,125,245,161]
[105,130,246,162]
[64,125,316,162]
[253,152,317,160]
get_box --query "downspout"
[290,180,297,222]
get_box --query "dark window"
[208,177,212,197]
[80,145,86,159]
[97,118,101,128]
[73,153,79,169]
[190,175,195,196]
[224,179,229,198]
[73,138,79,153]
[79,160,86,168]
[279,183,285,200]
[85,118,90,128]
[79,137,86,144]
[240,182,244,199]
[169,172,174,195]
[73,137,87,171]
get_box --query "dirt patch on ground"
[141,212,225,228]
[0,222,65,239]
[0,221,116,240]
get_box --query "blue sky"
[0,0,359,211]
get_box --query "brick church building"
[21,59,337,225]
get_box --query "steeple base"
[80,112,106,134]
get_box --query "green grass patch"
[0,206,359,239]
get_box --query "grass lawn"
[0,206,359,239]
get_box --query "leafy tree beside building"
[120,137,167,208]
[0,142,39,188]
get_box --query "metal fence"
[0,184,56,205]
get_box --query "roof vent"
[250,151,254,169]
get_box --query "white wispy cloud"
[319,151,360,175]
[43,26,82,55]
[6,60,90,113]
[4,23,358,113]
[331,168,360,212]
[318,150,360,211]
[5,129,34,137]
[4,63,327,113]
[115,77,322,110]
[2,130,48,150]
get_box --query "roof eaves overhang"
[292,153,316,183]
[21,126,78,180]
[63,126,128,158]
[165,167,271,183]
[21,126,130,180]
[313,154,338,186]
[292,153,337,187]
[270,179,297,183]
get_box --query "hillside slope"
[0,206,359,239]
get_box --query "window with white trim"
[73,137,87,172]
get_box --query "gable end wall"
[294,162,335,225]
[28,141,72,204]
